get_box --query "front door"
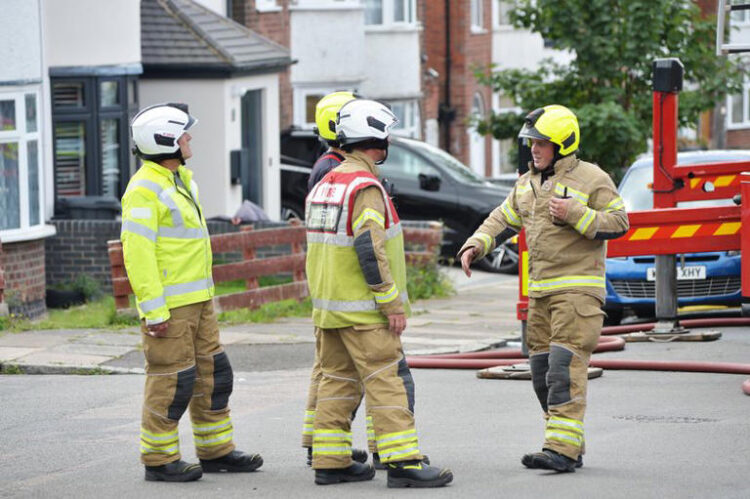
[241,90,263,205]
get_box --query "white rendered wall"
[290,8,366,86]
[0,0,43,82]
[361,28,421,99]
[192,0,226,16]
[42,0,140,68]
[138,80,229,218]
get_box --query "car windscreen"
[620,159,740,211]
[397,139,486,184]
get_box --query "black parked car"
[280,129,516,273]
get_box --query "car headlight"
[726,250,741,257]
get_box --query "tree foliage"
[476,0,743,175]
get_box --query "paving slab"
[0,347,40,361]
[14,351,113,368]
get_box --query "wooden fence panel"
[109,221,442,314]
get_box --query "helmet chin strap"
[375,143,389,165]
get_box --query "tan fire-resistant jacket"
[459,155,629,303]
[333,150,406,317]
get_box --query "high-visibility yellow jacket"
[120,160,214,325]
[460,155,629,303]
[305,150,410,328]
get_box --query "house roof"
[141,0,292,78]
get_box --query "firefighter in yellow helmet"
[307,91,356,191]
[302,91,369,467]
[306,99,453,487]
[122,103,262,482]
[459,104,629,472]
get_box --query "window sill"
[471,26,489,35]
[257,5,282,13]
[727,124,750,130]
[0,224,57,244]
[365,24,421,34]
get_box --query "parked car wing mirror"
[418,173,441,191]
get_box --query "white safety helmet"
[335,99,398,150]
[130,103,197,162]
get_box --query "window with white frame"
[471,0,484,32]
[293,86,355,128]
[0,88,42,232]
[364,0,417,26]
[494,0,512,28]
[256,0,281,13]
[727,76,750,129]
[387,100,420,138]
[731,8,750,25]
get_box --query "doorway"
[241,89,263,205]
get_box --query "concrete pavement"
[0,268,519,374]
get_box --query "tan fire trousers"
[526,293,604,460]
[139,300,235,466]
[312,324,422,469]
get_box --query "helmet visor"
[518,122,550,141]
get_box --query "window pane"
[100,81,119,107]
[28,140,39,225]
[0,100,16,131]
[54,122,87,197]
[365,0,383,25]
[53,81,85,109]
[0,142,20,230]
[498,0,512,25]
[394,0,405,22]
[305,94,324,124]
[389,102,405,129]
[731,94,744,124]
[25,94,37,133]
[100,119,121,197]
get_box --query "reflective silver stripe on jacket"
[129,179,184,228]
[307,223,402,246]
[139,295,167,313]
[164,278,214,297]
[159,226,208,239]
[121,220,157,243]
[313,290,409,312]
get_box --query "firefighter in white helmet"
[459,104,629,472]
[305,99,453,488]
[123,103,262,482]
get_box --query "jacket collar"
[529,154,578,176]
[346,149,379,176]
[142,160,193,186]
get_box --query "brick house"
[0,0,290,318]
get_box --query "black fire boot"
[352,448,368,464]
[386,460,453,488]
[144,460,203,482]
[374,452,429,470]
[522,450,583,470]
[308,447,368,467]
[200,450,263,472]
[315,462,376,485]
[522,449,578,472]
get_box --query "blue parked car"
[603,150,750,325]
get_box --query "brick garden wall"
[3,239,46,318]
[45,219,279,293]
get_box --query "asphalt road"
[3,327,750,499]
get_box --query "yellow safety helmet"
[518,104,580,156]
[315,91,356,144]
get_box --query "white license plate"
[646,266,706,281]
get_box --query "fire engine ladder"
[717,0,750,55]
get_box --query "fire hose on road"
[406,320,750,395]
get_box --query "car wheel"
[281,204,303,221]
[474,242,519,274]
